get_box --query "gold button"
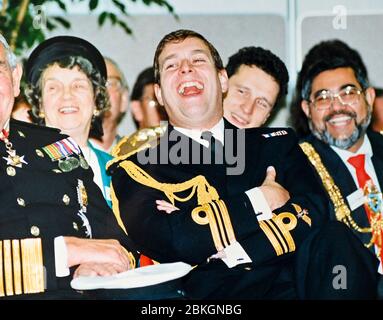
[244,266,252,271]
[7,166,16,176]
[30,226,40,236]
[73,222,79,230]
[62,194,70,205]
[18,131,25,138]
[17,197,25,207]
[35,149,44,157]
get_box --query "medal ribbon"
[1,129,9,141]
[42,137,81,161]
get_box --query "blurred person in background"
[90,57,129,153]
[130,66,168,130]
[11,93,32,123]
[370,87,383,134]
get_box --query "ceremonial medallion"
[67,156,80,169]
[77,179,88,209]
[1,129,28,175]
[3,149,28,168]
[76,179,91,238]
[58,159,72,172]
[79,155,89,169]
[366,183,382,215]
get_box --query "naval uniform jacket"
[0,119,132,298]
[108,120,330,298]
[301,131,383,248]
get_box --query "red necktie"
[347,154,372,191]
[0,129,9,141]
[348,154,383,263]
[347,154,372,220]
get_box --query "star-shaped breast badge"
[3,149,28,168]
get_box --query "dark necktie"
[201,131,224,164]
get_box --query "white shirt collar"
[174,118,225,146]
[330,135,373,161]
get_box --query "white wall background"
[36,0,383,136]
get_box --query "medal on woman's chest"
[42,137,82,172]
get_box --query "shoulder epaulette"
[107,123,167,170]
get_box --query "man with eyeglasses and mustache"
[290,39,382,298]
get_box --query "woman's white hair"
[0,34,17,69]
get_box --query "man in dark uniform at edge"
[108,29,376,299]
[0,34,138,299]
[290,39,381,298]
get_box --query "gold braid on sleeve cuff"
[192,200,237,252]
[0,238,45,297]
[259,212,298,256]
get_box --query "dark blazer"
[302,130,383,246]
[0,119,132,298]
[109,120,329,298]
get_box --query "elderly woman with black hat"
[25,36,112,207]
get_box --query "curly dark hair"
[289,39,369,138]
[153,29,224,84]
[226,46,289,110]
[25,56,110,140]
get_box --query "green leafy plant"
[0,0,175,55]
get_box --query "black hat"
[25,35,106,85]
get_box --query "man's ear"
[301,100,311,118]
[218,69,229,93]
[12,63,23,97]
[154,83,164,106]
[365,87,376,108]
[130,100,143,122]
